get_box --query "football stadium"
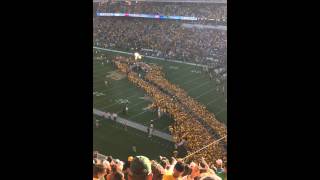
[93,0,227,180]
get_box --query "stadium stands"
[93,1,227,179]
[94,17,226,83]
[103,1,227,22]
[94,0,227,85]
[93,152,227,180]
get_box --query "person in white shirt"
[148,121,154,138]
[123,104,128,114]
[157,107,161,119]
[113,113,117,121]
[105,112,111,120]
[95,119,100,128]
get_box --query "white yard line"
[187,81,211,93]
[195,89,215,99]
[115,100,147,114]
[214,107,227,117]
[128,110,149,119]
[96,92,142,109]
[94,86,139,104]
[206,96,224,105]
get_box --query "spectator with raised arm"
[129,156,153,180]
[162,159,185,180]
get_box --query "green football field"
[93,114,175,160]
[93,49,227,159]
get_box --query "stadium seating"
[93,151,227,180]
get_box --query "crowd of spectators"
[93,151,227,180]
[144,63,227,139]
[112,56,227,166]
[102,1,227,22]
[94,1,227,85]
[94,17,226,65]
[93,2,228,177]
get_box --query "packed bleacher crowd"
[94,0,227,87]
[93,2,227,176]
[144,64,227,140]
[101,1,227,22]
[93,17,226,63]
[112,56,227,166]
[93,151,227,180]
